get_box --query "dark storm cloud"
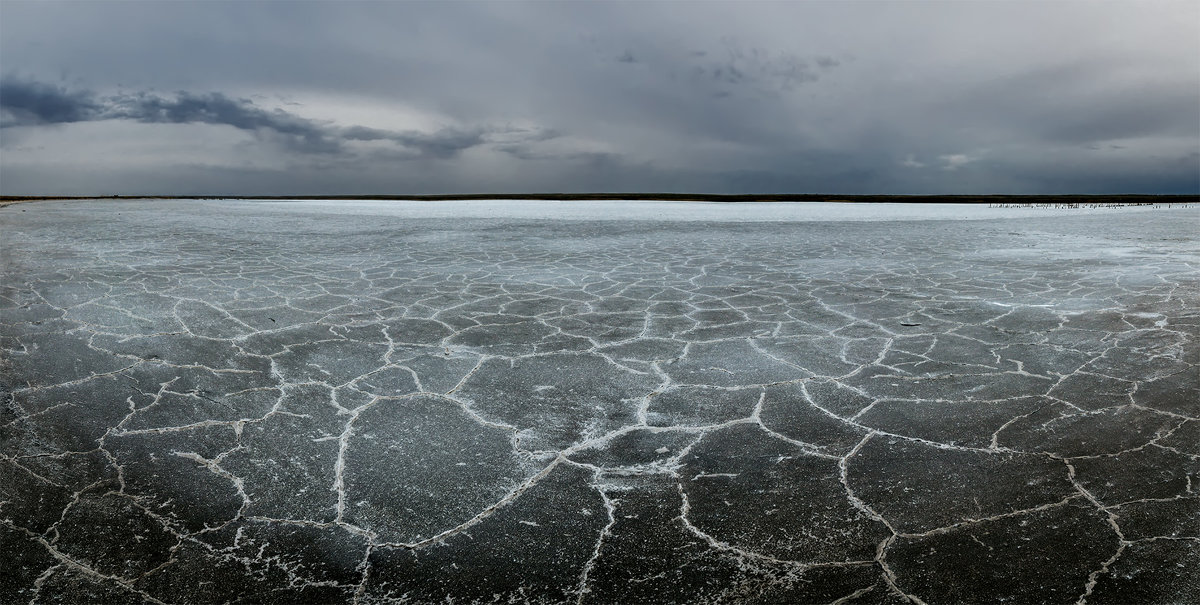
[0,78,101,126]
[112,90,341,153]
[1,77,501,158]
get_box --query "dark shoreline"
[2,193,1198,207]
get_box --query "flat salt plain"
[1,199,1197,604]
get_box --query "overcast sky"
[1,1,1197,195]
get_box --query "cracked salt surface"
[1,200,1197,604]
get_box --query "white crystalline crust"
[239,199,1197,222]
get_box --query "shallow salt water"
[1,200,1197,604]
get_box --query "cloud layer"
[0,79,526,159]
[1,1,1197,194]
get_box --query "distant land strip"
[2,193,1198,208]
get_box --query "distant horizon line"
[4,193,1199,204]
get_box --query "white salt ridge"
[244,199,1198,222]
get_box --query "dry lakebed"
[2,199,1197,604]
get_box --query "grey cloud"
[0,78,102,126]
[815,55,839,69]
[109,90,341,153]
[616,40,832,94]
[1,78,335,146]
[493,144,618,164]
[392,129,488,160]
[934,59,1200,147]
[1,78,502,158]
[693,43,823,91]
[342,125,489,159]
[1041,92,1198,146]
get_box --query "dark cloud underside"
[0,79,505,158]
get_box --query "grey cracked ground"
[1,200,1197,605]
